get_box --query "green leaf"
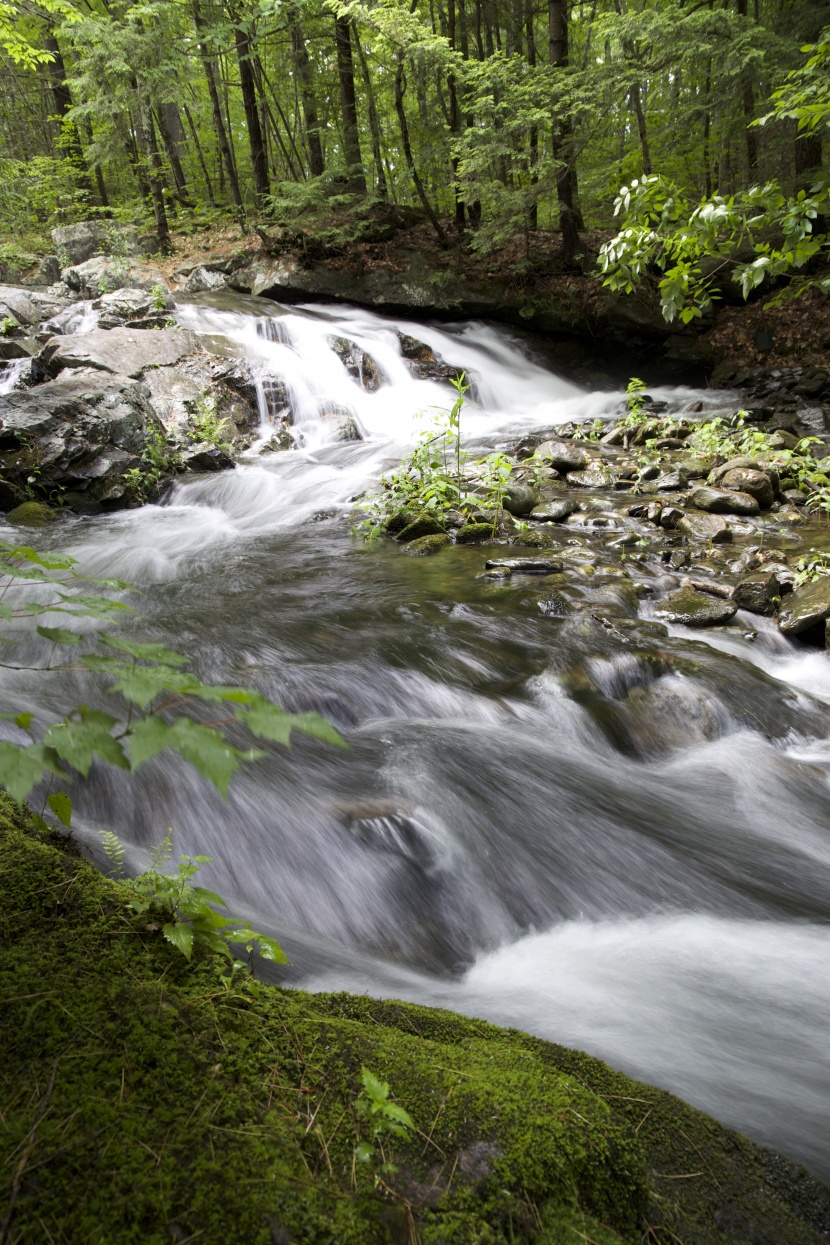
[0,742,66,804]
[43,709,129,776]
[162,921,194,960]
[100,634,189,666]
[361,1069,389,1103]
[355,1143,375,1163]
[128,716,259,798]
[47,791,72,828]
[239,696,346,748]
[256,935,288,963]
[37,625,84,646]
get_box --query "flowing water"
[3,293,830,1180]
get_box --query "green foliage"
[354,1067,414,1184]
[793,548,830,585]
[187,392,231,448]
[123,425,181,500]
[0,314,17,334]
[0,541,345,810]
[150,282,168,313]
[758,28,830,136]
[120,828,286,965]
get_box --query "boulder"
[653,586,737,627]
[732,571,780,616]
[52,221,116,266]
[40,328,200,380]
[182,267,227,295]
[5,500,59,527]
[183,445,235,472]
[502,483,537,516]
[398,514,445,542]
[37,256,62,285]
[401,533,450,556]
[689,486,760,516]
[767,429,799,450]
[718,468,775,508]
[778,577,830,635]
[678,457,713,478]
[568,468,611,488]
[455,522,493,544]
[676,512,732,543]
[0,285,36,327]
[484,557,563,574]
[653,470,686,491]
[535,440,588,473]
[328,336,385,392]
[62,256,169,300]
[0,368,163,510]
[529,498,578,522]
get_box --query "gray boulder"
[183,445,235,472]
[182,267,227,295]
[689,485,760,516]
[502,483,538,516]
[40,327,199,380]
[535,440,588,473]
[529,498,578,522]
[778,577,830,635]
[0,369,163,510]
[732,571,780,616]
[676,512,732,543]
[0,285,37,327]
[62,256,168,300]
[653,586,737,627]
[719,468,775,508]
[52,221,115,267]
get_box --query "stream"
[3,293,830,1181]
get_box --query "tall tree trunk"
[394,55,447,245]
[354,31,388,200]
[447,0,465,226]
[138,100,170,251]
[42,30,95,205]
[156,104,189,198]
[525,0,538,228]
[334,14,366,193]
[183,101,216,204]
[230,2,270,203]
[290,10,324,176]
[192,0,244,219]
[548,0,581,261]
[736,0,758,173]
[259,59,307,178]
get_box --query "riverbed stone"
[455,523,493,544]
[568,468,611,489]
[529,498,577,522]
[397,514,446,542]
[40,327,200,380]
[653,586,738,626]
[61,255,168,300]
[401,533,450,556]
[732,571,780,615]
[535,440,588,473]
[676,512,732,543]
[484,556,563,573]
[183,266,227,295]
[502,483,537,516]
[689,485,760,516]
[719,468,775,508]
[5,500,59,526]
[778,576,830,635]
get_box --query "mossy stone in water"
[401,532,450,556]
[397,513,445,542]
[384,508,416,535]
[6,501,58,527]
[456,522,494,544]
[654,585,737,626]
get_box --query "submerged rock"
[653,586,738,626]
[778,576,830,635]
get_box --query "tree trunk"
[447,0,465,227]
[42,30,95,204]
[138,101,171,251]
[192,0,244,219]
[354,31,388,200]
[736,0,758,173]
[548,0,581,261]
[230,2,270,203]
[334,14,366,193]
[290,10,324,177]
[183,102,216,204]
[156,104,189,198]
[394,56,447,245]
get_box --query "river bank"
[3,796,829,1245]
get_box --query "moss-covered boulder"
[1,800,828,1245]
[397,514,445,542]
[5,500,59,526]
[456,522,494,544]
[401,533,450,556]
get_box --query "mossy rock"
[456,522,494,544]
[397,513,445,542]
[1,798,828,1245]
[5,500,59,527]
[510,529,554,548]
[384,508,416,535]
[401,533,451,556]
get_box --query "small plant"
[354,1068,413,1186]
[793,549,830,586]
[150,282,168,313]
[187,392,231,449]
[123,426,181,500]
[1,314,18,335]
[619,377,650,428]
[475,450,517,535]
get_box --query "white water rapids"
[3,293,830,1180]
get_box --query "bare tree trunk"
[138,101,171,251]
[394,55,447,245]
[192,0,244,219]
[334,14,366,192]
[156,104,190,198]
[354,30,389,200]
[183,102,216,204]
[230,2,270,203]
[548,0,581,261]
[736,0,758,173]
[290,9,324,176]
[447,0,465,226]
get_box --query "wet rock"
[732,571,780,616]
[679,456,714,478]
[327,335,384,392]
[37,255,62,284]
[0,285,37,327]
[534,440,588,473]
[653,586,738,626]
[182,267,226,295]
[456,522,493,544]
[62,256,168,300]
[0,339,30,361]
[718,468,775,508]
[398,514,445,542]
[778,577,830,635]
[653,470,686,491]
[52,220,129,266]
[484,557,563,574]
[676,512,732,543]
[768,429,799,450]
[690,486,760,516]
[385,509,416,535]
[183,445,235,472]
[259,425,295,453]
[5,500,59,526]
[659,506,684,529]
[529,498,577,522]
[502,483,537,516]
[401,533,450,556]
[97,287,171,327]
[538,592,576,616]
[568,468,611,488]
[510,529,553,548]
[0,369,163,510]
[626,679,723,754]
[41,327,199,380]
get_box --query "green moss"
[401,533,451,556]
[5,500,59,526]
[1,796,828,1245]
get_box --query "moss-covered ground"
[1,795,828,1245]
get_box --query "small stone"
[690,486,760,516]
[679,457,713,479]
[401,533,450,556]
[653,470,686,491]
[767,429,799,450]
[529,499,577,522]
[397,514,445,542]
[676,512,732,543]
[778,577,830,635]
[568,468,610,488]
[654,586,738,627]
[455,522,494,544]
[484,557,563,574]
[659,507,684,529]
[645,502,663,523]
